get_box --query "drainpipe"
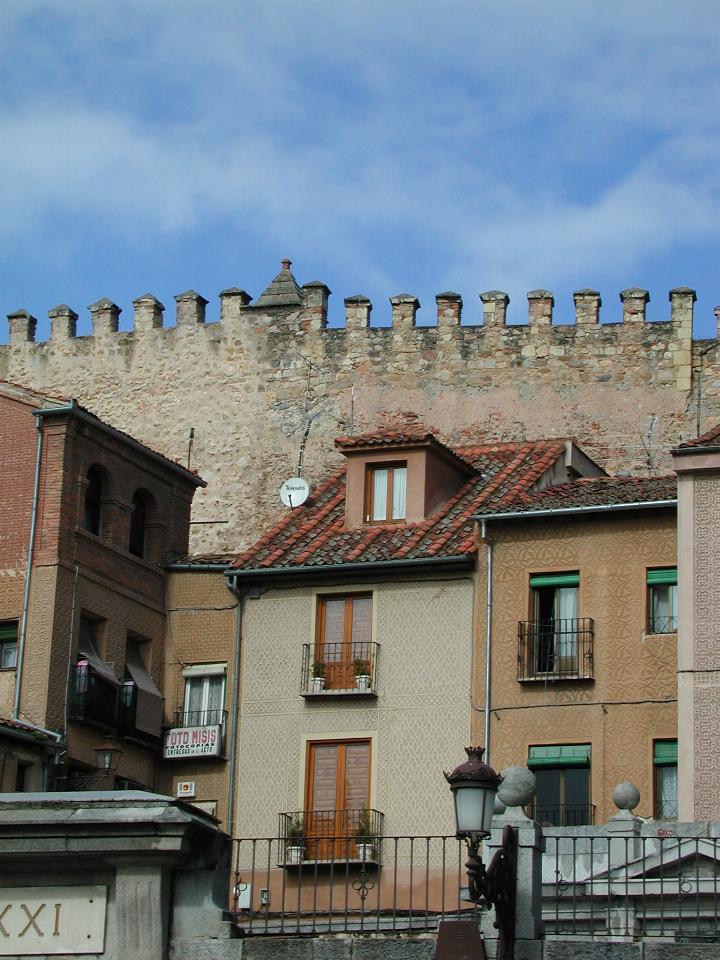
[480,520,493,762]
[225,573,246,838]
[14,417,44,720]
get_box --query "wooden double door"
[306,739,370,860]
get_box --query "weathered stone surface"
[243,937,314,959]
[544,943,639,960]
[352,936,436,959]
[644,943,720,959]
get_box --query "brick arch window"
[129,489,155,558]
[83,465,106,536]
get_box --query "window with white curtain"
[182,665,226,726]
[365,463,407,522]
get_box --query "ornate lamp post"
[444,747,517,959]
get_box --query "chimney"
[390,294,420,329]
[620,288,649,324]
[480,291,509,327]
[7,310,37,344]
[344,295,372,329]
[133,294,165,332]
[573,289,601,326]
[89,298,121,336]
[175,290,208,326]
[527,289,554,325]
[48,305,78,340]
[436,292,462,327]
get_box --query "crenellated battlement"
[1,259,719,555]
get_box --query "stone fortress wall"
[2,261,719,554]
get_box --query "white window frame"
[181,664,227,727]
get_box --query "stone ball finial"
[497,765,536,808]
[493,795,507,815]
[612,782,640,812]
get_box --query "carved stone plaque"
[0,886,106,955]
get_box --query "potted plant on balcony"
[354,807,375,861]
[285,814,305,864]
[311,661,326,694]
[353,657,371,692]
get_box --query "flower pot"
[311,677,325,694]
[355,842,375,862]
[286,844,304,864]
[355,674,371,692]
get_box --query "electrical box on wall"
[176,780,196,799]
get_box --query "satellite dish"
[280,477,309,509]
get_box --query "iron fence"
[301,642,379,695]
[527,803,595,827]
[544,833,720,941]
[518,618,594,680]
[69,663,118,728]
[231,834,475,936]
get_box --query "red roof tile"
[230,438,570,572]
[477,475,676,517]
[677,423,720,449]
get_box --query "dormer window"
[365,463,407,523]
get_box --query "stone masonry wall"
[2,269,719,554]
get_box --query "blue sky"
[1,0,719,340]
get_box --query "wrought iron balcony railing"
[175,707,227,728]
[301,642,379,696]
[278,808,385,864]
[517,618,594,681]
[526,802,595,827]
[648,614,678,634]
[117,681,161,746]
[69,663,118,728]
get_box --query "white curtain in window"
[554,587,578,659]
[660,765,678,818]
[372,469,388,521]
[392,467,407,520]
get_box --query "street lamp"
[445,747,516,959]
[94,742,122,777]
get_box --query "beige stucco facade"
[473,511,677,824]
[235,574,474,841]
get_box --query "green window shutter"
[647,568,677,586]
[527,744,591,768]
[0,622,18,643]
[529,573,580,588]
[654,741,678,766]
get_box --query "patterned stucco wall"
[235,577,474,841]
[691,475,720,821]
[473,513,677,823]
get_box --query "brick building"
[0,381,204,791]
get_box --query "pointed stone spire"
[254,258,304,307]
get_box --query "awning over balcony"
[78,621,119,687]
[125,644,163,737]
[528,744,591,767]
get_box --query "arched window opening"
[83,467,103,536]
[129,491,148,558]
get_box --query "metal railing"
[279,809,385,864]
[648,614,678,634]
[69,663,118,728]
[231,833,473,936]
[117,682,161,746]
[543,834,720,941]
[175,707,227,727]
[527,802,595,827]
[301,642,379,695]
[518,618,594,680]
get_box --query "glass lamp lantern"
[445,746,502,839]
[94,742,122,776]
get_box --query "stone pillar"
[480,291,509,327]
[481,766,544,960]
[48,304,78,340]
[89,298,121,336]
[114,863,170,960]
[527,290,553,326]
[302,281,331,330]
[175,290,208,326]
[436,291,462,327]
[390,294,420,329]
[219,287,252,323]
[344,295,372,329]
[620,288,649,324]
[7,309,37,343]
[133,294,165,332]
[605,783,643,939]
[573,289,602,326]
[669,287,696,393]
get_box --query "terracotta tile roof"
[676,423,720,449]
[477,475,676,517]
[230,438,568,572]
[0,716,58,744]
[335,429,437,449]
